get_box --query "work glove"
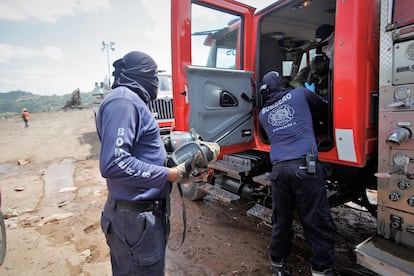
[191,141,220,169]
[304,82,315,92]
[174,158,194,184]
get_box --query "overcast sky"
[0,0,275,96]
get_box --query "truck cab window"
[291,47,330,98]
[298,48,317,71]
[191,3,242,69]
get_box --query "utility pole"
[101,41,115,90]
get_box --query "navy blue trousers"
[269,162,336,271]
[101,200,168,276]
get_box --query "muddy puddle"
[38,159,77,218]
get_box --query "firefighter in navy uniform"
[96,51,196,276]
[258,71,337,276]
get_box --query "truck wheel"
[0,211,6,266]
[180,181,207,201]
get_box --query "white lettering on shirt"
[114,128,139,176]
[114,148,127,157]
[261,92,296,132]
[112,128,152,178]
[261,93,292,114]
[115,137,123,147]
[125,167,135,175]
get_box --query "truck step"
[253,172,272,186]
[199,183,240,203]
[247,203,272,225]
[209,160,249,179]
[356,235,414,276]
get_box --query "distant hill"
[0,90,99,117]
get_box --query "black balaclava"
[111,51,159,103]
[315,24,334,43]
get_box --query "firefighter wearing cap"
[305,24,334,97]
[291,24,334,98]
[315,24,334,60]
[96,51,196,275]
[259,71,336,276]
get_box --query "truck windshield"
[158,75,172,92]
[191,3,241,69]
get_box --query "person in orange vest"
[21,108,30,128]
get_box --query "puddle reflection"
[39,159,75,217]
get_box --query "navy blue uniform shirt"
[96,86,169,201]
[259,87,327,163]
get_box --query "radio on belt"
[306,152,317,174]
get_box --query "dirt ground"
[0,108,378,275]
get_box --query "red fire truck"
[170,0,414,274]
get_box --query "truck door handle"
[220,90,238,107]
[241,92,252,102]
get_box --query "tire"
[180,181,207,201]
[0,211,6,266]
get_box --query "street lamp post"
[101,41,115,90]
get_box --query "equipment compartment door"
[185,66,254,146]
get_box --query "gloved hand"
[304,82,315,92]
[192,150,206,168]
[169,139,220,184]
[174,158,194,184]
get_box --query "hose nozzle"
[386,127,411,147]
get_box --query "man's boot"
[270,259,291,276]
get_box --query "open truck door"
[171,0,256,155]
[185,66,254,146]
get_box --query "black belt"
[273,158,306,166]
[108,197,165,213]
